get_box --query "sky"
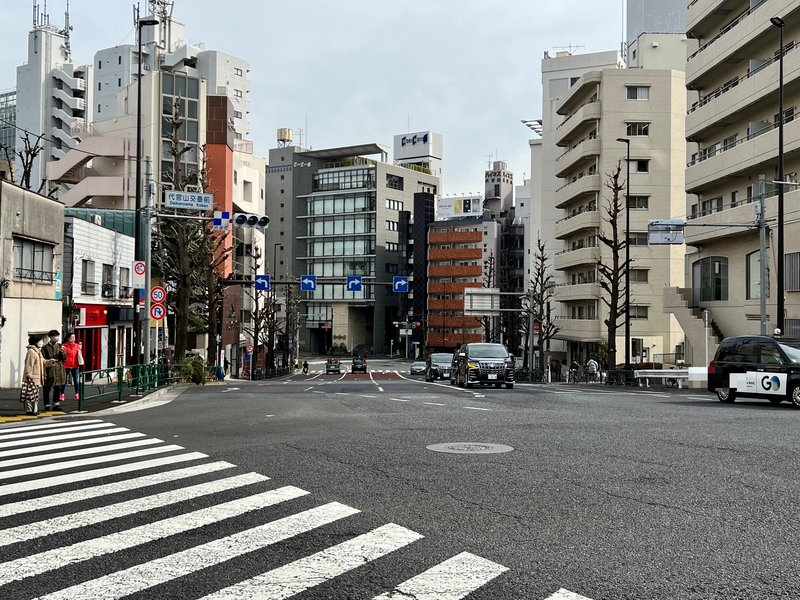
[1,0,624,195]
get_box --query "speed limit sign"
[150,286,166,304]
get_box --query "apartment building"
[553,67,687,364]
[265,136,439,355]
[674,0,800,359]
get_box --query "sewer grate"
[426,442,514,454]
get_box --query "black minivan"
[450,343,515,389]
[708,335,800,407]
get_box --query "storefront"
[74,304,107,371]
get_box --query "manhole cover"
[426,442,514,454]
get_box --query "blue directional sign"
[347,276,362,292]
[393,276,409,292]
[255,274,270,291]
[301,275,317,291]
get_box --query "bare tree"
[481,251,497,343]
[527,237,559,373]
[1,131,46,193]
[283,279,300,366]
[241,244,283,372]
[596,161,631,369]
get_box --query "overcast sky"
[1,0,623,195]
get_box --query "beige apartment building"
[553,68,687,364]
[673,0,800,360]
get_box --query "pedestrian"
[224,357,230,375]
[21,335,50,416]
[41,329,67,410]
[61,332,83,402]
[561,361,569,382]
[587,357,599,383]
[570,360,581,383]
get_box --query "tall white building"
[627,0,686,48]
[15,10,92,193]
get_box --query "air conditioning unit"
[143,64,150,71]
[90,214,102,225]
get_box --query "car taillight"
[708,360,715,374]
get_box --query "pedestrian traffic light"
[322,322,330,328]
[411,321,422,328]
[233,213,270,230]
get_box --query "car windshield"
[468,345,509,359]
[431,354,451,363]
[413,362,425,367]
[779,343,800,363]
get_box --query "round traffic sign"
[246,344,254,354]
[134,261,146,275]
[150,286,166,304]
[150,304,165,320]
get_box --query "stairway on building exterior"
[663,287,723,366]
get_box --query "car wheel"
[791,385,800,408]
[505,383,514,389]
[717,389,736,403]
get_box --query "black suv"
[351,357,368,374]
[450,343,515,389]
[425,353,453,382]
[709,335,800,407]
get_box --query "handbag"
[78,350,84,366]
[20,378,39,403]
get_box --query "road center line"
[424,402,446,406]
[463,406,491,411]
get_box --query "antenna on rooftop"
[553,44,585,54]
[295,128,305,149]
[61,0,73,58]
[484,154,493,168]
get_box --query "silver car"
[410,361,426,375]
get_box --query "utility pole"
[144,156,153,362]
[758,175,768,336]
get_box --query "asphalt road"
[1,358,799,599]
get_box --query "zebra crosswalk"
[0,418,510,599]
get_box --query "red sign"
[246,344,254,354]
[150,304,166,320]
[533,321,540,333]
[150,286,166,304]
[75,304,108,327]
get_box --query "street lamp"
[771,15,786,334]
[617,137,631,367]
[133,14,159,365]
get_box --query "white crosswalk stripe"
[0,420,112,441]
[0,418,509,599]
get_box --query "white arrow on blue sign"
[346,276,362,291]
[255,274,271,291]
[301,275,317,291]
[393,276,409,292]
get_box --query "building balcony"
[427,282,482,294]
[554,246,600,270]
[555,136,601,178]
[428,231,483,244]
[687,45,800,139]
[554,173,601,208]
[687,0,744,39]
[686,0,793,89]
[427,316,482,328]
[428,299,464,311]
[428,248,483,260]
[686,116,800,193]
[554,209,601,240]
[554,282,601,303]
[428,265,482,277]
[427,332,482,347]
[554,316,603,342]
[556,73,603,115]
[555,99,601,146]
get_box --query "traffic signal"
[411,321,422,329]
[233,213,270,230]
[322,322,330,328]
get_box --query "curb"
[94,384,182,414]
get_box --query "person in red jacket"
[61,332,83,401]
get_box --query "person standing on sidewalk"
[586,357,599,383]
[61,332,82,402]
[21,335,49,416]
[42,330,67,410]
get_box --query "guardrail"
[634,369,689,389]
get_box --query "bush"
[186,358,205,385]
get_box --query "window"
[118,78,122,87]
[731,191,739,208]
[98,82,102,91]
[280,175,284,180]
[234,110,243,119]
[98,61,102,69]
[281,189,284,194]
[385,263,399,274]
[234,89,243,98]
[747,250,768,300]
[787,252,800,291]
[280,231,284,236]
[119,267,130,297]
[386,174,404,191]
[700,197,723,216]
[626,122,650,136]
[12,238,55,283]
[633,160,649,173]
[775,107,795,126]
[280,217,284,222]
[386,242,399,252]
[385,199,404,211]
[234,171,238,184]
[627,195,649,210]
[102,264,114,297]
[630,306,649,319]
[628,233,649,246]
[98,104,101,113]
[697,256,728,301]
[630,269,649,283]
[627,86,649,100]
[385,220,398,231]
[234,67,243,76]
[723,134,738,151]
[81,260,96,295]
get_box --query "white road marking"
[0,452,208,497]
[0,436,159,468]
[424,402,447,406]
[0,486,309,586]
[0,420,112,440]
[0,444,186,482]
[360,394,378,398]
[35,502,360,600]
[220,387,240,393]
[203,523,423,600]
[373,551,508,600]
[378,387,385,392]
[313,391,325,394]
[0,433,150,467]
[334,392,349,396]
[393,369,472,393]
[0,472,268,547]
[0,426,132,450]
[463,406,491,411]
[544,589,594,600]
[389,398,409,402]
[303,387,314,392]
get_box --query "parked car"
[425,353,452,381]
[351,357,368,373]
[709,335,800,406]
[326,358,341,374]
[451,343,515,389]
[410,361,426,375]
